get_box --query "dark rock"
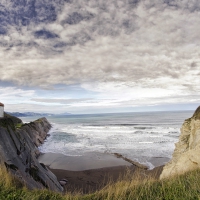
[61,178,68,183]
[4,112,23,124]
[0,117,63,192]
[59,180,68,186]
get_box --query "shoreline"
[38,152,166,194]
[38,152,169,171]
[38,152,133,171]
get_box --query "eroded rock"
[0,116,63,192]
[160,106,200,179]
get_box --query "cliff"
[4,112,23,124]
[0,115,63,192]
[160,106,200,179]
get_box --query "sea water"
[22,111,193,169]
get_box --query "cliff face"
[160,106,200,179]
[0,116,63,192]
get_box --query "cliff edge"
[0,115,63,192]
[160,106,200,179]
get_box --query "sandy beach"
[39,152,165,194]
[38,152,133,171]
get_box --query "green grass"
[1,165,200,200]
[85,169,200,200]
[15,123,23,129]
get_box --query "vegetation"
[4,113,23,125]
[15,123,23,129]
[0,113,23,131]
[0,165,67,200]
[1,164,200,200]
[89,170,200,200]
[0,118,16,131]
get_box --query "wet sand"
[38,152,165,194]
[38,152,133,171]
[50,165,163,194]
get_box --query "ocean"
[22,110,193,169]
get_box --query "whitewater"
[23,111,193,169]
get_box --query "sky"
[0,0,199,114]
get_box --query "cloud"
[31,98,93,104]
[0,0,200,112]
[0,86,36,106]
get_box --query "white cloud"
[0,87,35,99]
[0,0,200,112]
[31,98,93,104]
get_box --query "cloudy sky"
[0,0,199,114]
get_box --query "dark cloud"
[0,26,7,35]
[0,0,67,26]
[163,0,200,12]
[34,30,59,39]
[62,11,95,25]
[128,0,140,7]
[191,62,197,68]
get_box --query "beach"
[34,111,190,194]
[34,111,192,170]
[39,152,165,194]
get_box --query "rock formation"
[160,106,200,179]
[0,115,63,192]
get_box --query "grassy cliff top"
[4,113,22,124]
[0,113,22,130]
[1,165,200,199]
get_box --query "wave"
[37,112,184,168]
[81,123,176,127]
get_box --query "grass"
[91,172,200,200]
[15,123,23,129]
[0,165,70,200]
[1,165,200,200]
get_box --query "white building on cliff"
[0,103,4,118]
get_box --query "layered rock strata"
[160,106,200,179]
[0,116,63,192]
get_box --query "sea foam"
[32,111,193,169]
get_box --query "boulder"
[0,116,63,192]
[160,106,200,179]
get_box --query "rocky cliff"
[160,106,200,179]
[0,115,63,192]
